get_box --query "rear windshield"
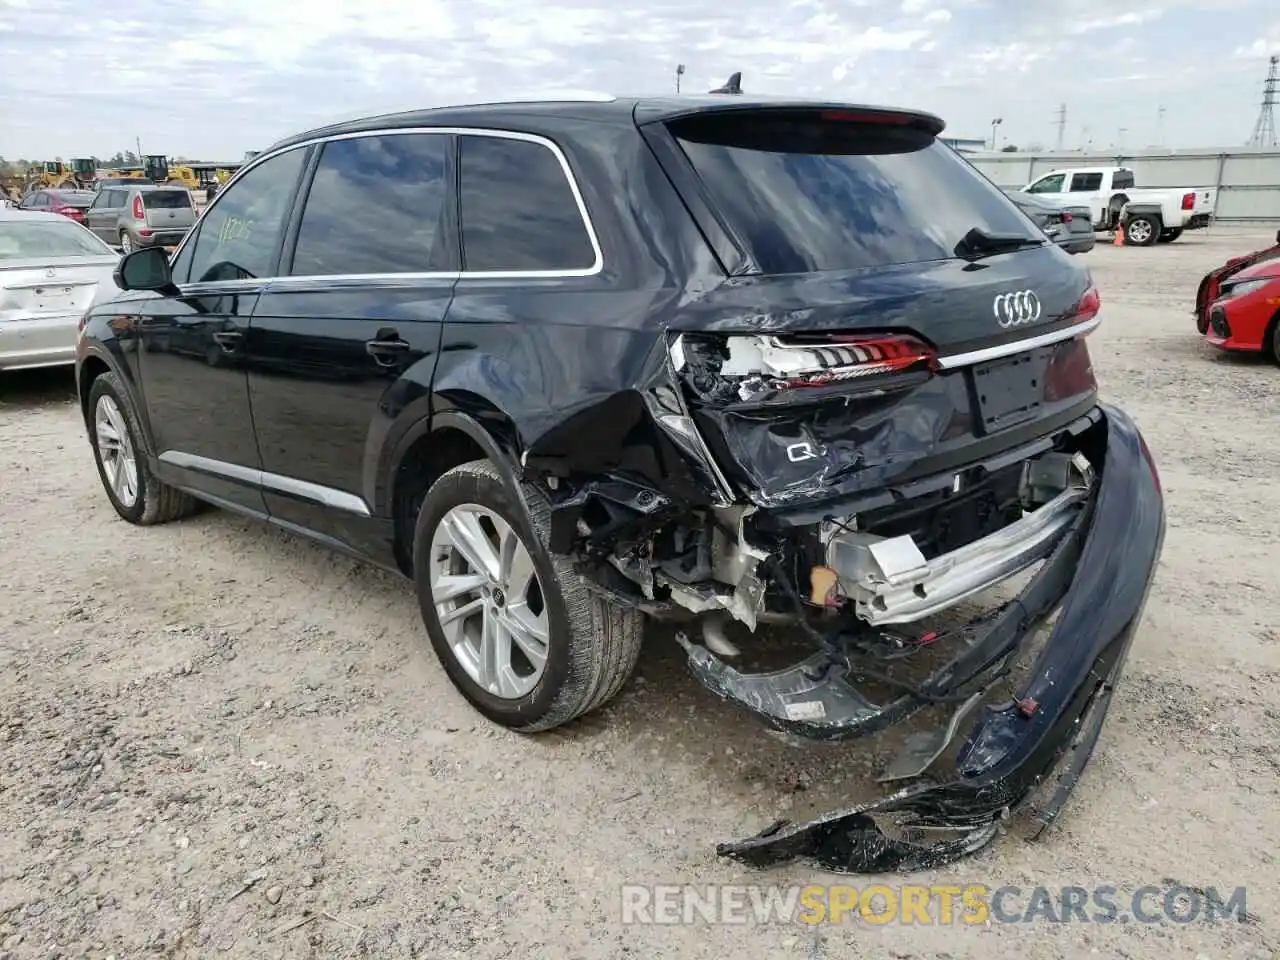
[143,190,192,209]
[0,221,115,259]
[668,111,1042,274]
[50,191,95,208]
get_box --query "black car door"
[137,147,311,514]
[243,132,456,557]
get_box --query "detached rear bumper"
[704,403,1165,873]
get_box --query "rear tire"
[119,231,133,254]
[88,371,199,525]
[1124,214,1159,247]
[413,459,643,732]
[1158,228,1183,243]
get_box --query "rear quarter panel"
[427,116,731,503]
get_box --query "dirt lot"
[1,228,1278,959]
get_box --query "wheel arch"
[77,344,153,455]
[382,395,529,576]
[1264,306,1280,366]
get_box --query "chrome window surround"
[170,126,605,295]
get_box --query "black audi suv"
[75,94,1165,873]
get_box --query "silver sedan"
[0,207,121,372]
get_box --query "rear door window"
[289,133,450,276]
[667,111,1041,275]
[1068,172,1103,191]
[457,134,597,273]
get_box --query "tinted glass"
[187,148,306,283]
[0,221,115,259]
[669,112,1040,274]
[458,135,595,272]
[290,134,448,276]
[143,190,193,209]
[1112,169,1136,190]
[1068,172,1103,191]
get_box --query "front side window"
[290,133,449,276]
[458,134,597,273]
[186,148,306,284]
[1027,173,1066,194]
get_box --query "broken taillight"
[671,331,938,404]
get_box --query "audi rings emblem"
[992,290,1042,328]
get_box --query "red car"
[1195,229,1280,363]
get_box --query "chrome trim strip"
[158,451,371,516]
[172,126,604,292]
[936,315,1101,370]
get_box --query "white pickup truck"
[1020,166,1216,246]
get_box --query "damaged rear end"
[548,103,1165,871]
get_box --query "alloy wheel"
[95,395,138,508]
[428,504,550,699]
[1125,219,1153,245]
[120,234,133,254]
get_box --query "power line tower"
[1054,103,1067,149]
[1247,55,1278,147]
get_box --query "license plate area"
[971,347,1050,433]
[30,286,76,313]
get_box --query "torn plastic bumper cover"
[697,404,1165,873]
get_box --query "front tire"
[88,371,199,525]
[413,460,643,732]
[1158,228,1183,243]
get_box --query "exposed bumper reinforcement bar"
[828,456,1092,625]
[687,403,1165,873]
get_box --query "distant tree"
[1000,144,1018,152]
[124,151,139,165]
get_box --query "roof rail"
[461,91,618,105]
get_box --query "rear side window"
[1112,169,1136,190]
[458,134,597,273]
[668,111,1041,275]
[1068,172,1103,191]
[143,190,192,209]
[290,134,449,276]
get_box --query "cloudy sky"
[2,0,1278,162]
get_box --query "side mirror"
[114,246,177,293]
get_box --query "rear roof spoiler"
[633,98,946,136]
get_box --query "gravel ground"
[1,228,1278,959]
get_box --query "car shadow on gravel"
[0,367,78,409]
[176,504,989,844]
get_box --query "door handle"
[212,330,243,352]
[366,337,410,367]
